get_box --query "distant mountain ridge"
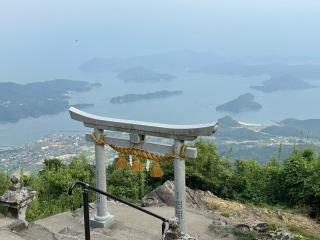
[117,66,176,83]
[193,62,320,79]
[79,50,222,73]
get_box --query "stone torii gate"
[69,107,218,233]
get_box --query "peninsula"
[0,79,99,123]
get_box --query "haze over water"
[1,0,320,146]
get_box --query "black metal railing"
[68,181,169,240]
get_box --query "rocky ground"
[142,181,320,239]
[0,181,319,239]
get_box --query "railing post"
[83,186,91,240]
[173,139,187,233]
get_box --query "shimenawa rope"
[91,132,187,177]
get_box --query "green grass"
[286,224,320,240]
[209,225,230,237]
[210,202,220,211]
[233,229,257,240]
[267,222,280,231]
[221,211,230,218]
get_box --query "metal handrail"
[68,181,169,240]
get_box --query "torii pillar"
[69,107,218,233]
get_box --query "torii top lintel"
[69,107,218,141]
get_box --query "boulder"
[267,229,296,240]
[254,222,268,233]
[141,180,215,209]
[142,181,175,207]
[233,223,251,235]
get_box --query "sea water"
[0,71,319,146]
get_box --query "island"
[0,79,99,123]
[216,93,262,113]
[117,66,177,83]
[110,90,183,104]
[251,74,315,92]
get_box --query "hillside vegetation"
[0,141,319,238]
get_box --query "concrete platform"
[1,201,234,240]
[0,230,25,240]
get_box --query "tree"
[280,150,310,206]
[25,157,96,221]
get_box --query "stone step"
[0,230,26,240]
[35,212,84,235]
[0,217,16,228]
[16,223,56,240]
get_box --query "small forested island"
[251,74,315,92]
[216,93,262,113]
[110,90,183,104]
[0,79,99,123]
[117,66,177,83]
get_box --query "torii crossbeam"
[69,107,218,233]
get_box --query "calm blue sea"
[0,71,320,146]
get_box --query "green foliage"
[0,171,10,195]
[286,224,320,240]
[210,202,220,211]
[221,211,230,218]
[268,222,279,231]
[106,163,151,202]
[25,156,96,221]
[233,227,257,240]
[1,140,319,225]
[24,156,152,221]
[209,224,230,237]
[0,171,10,216]
[158,140,320,220]
[228,159,268,204]
[185,141,231,195]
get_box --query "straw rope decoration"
[92,132,187,177]
[131,156,144,172]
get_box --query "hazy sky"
[1,0,320,81]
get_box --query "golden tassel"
[131,157,144,172]
[150,161,164,178]
[116,153,128,169]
